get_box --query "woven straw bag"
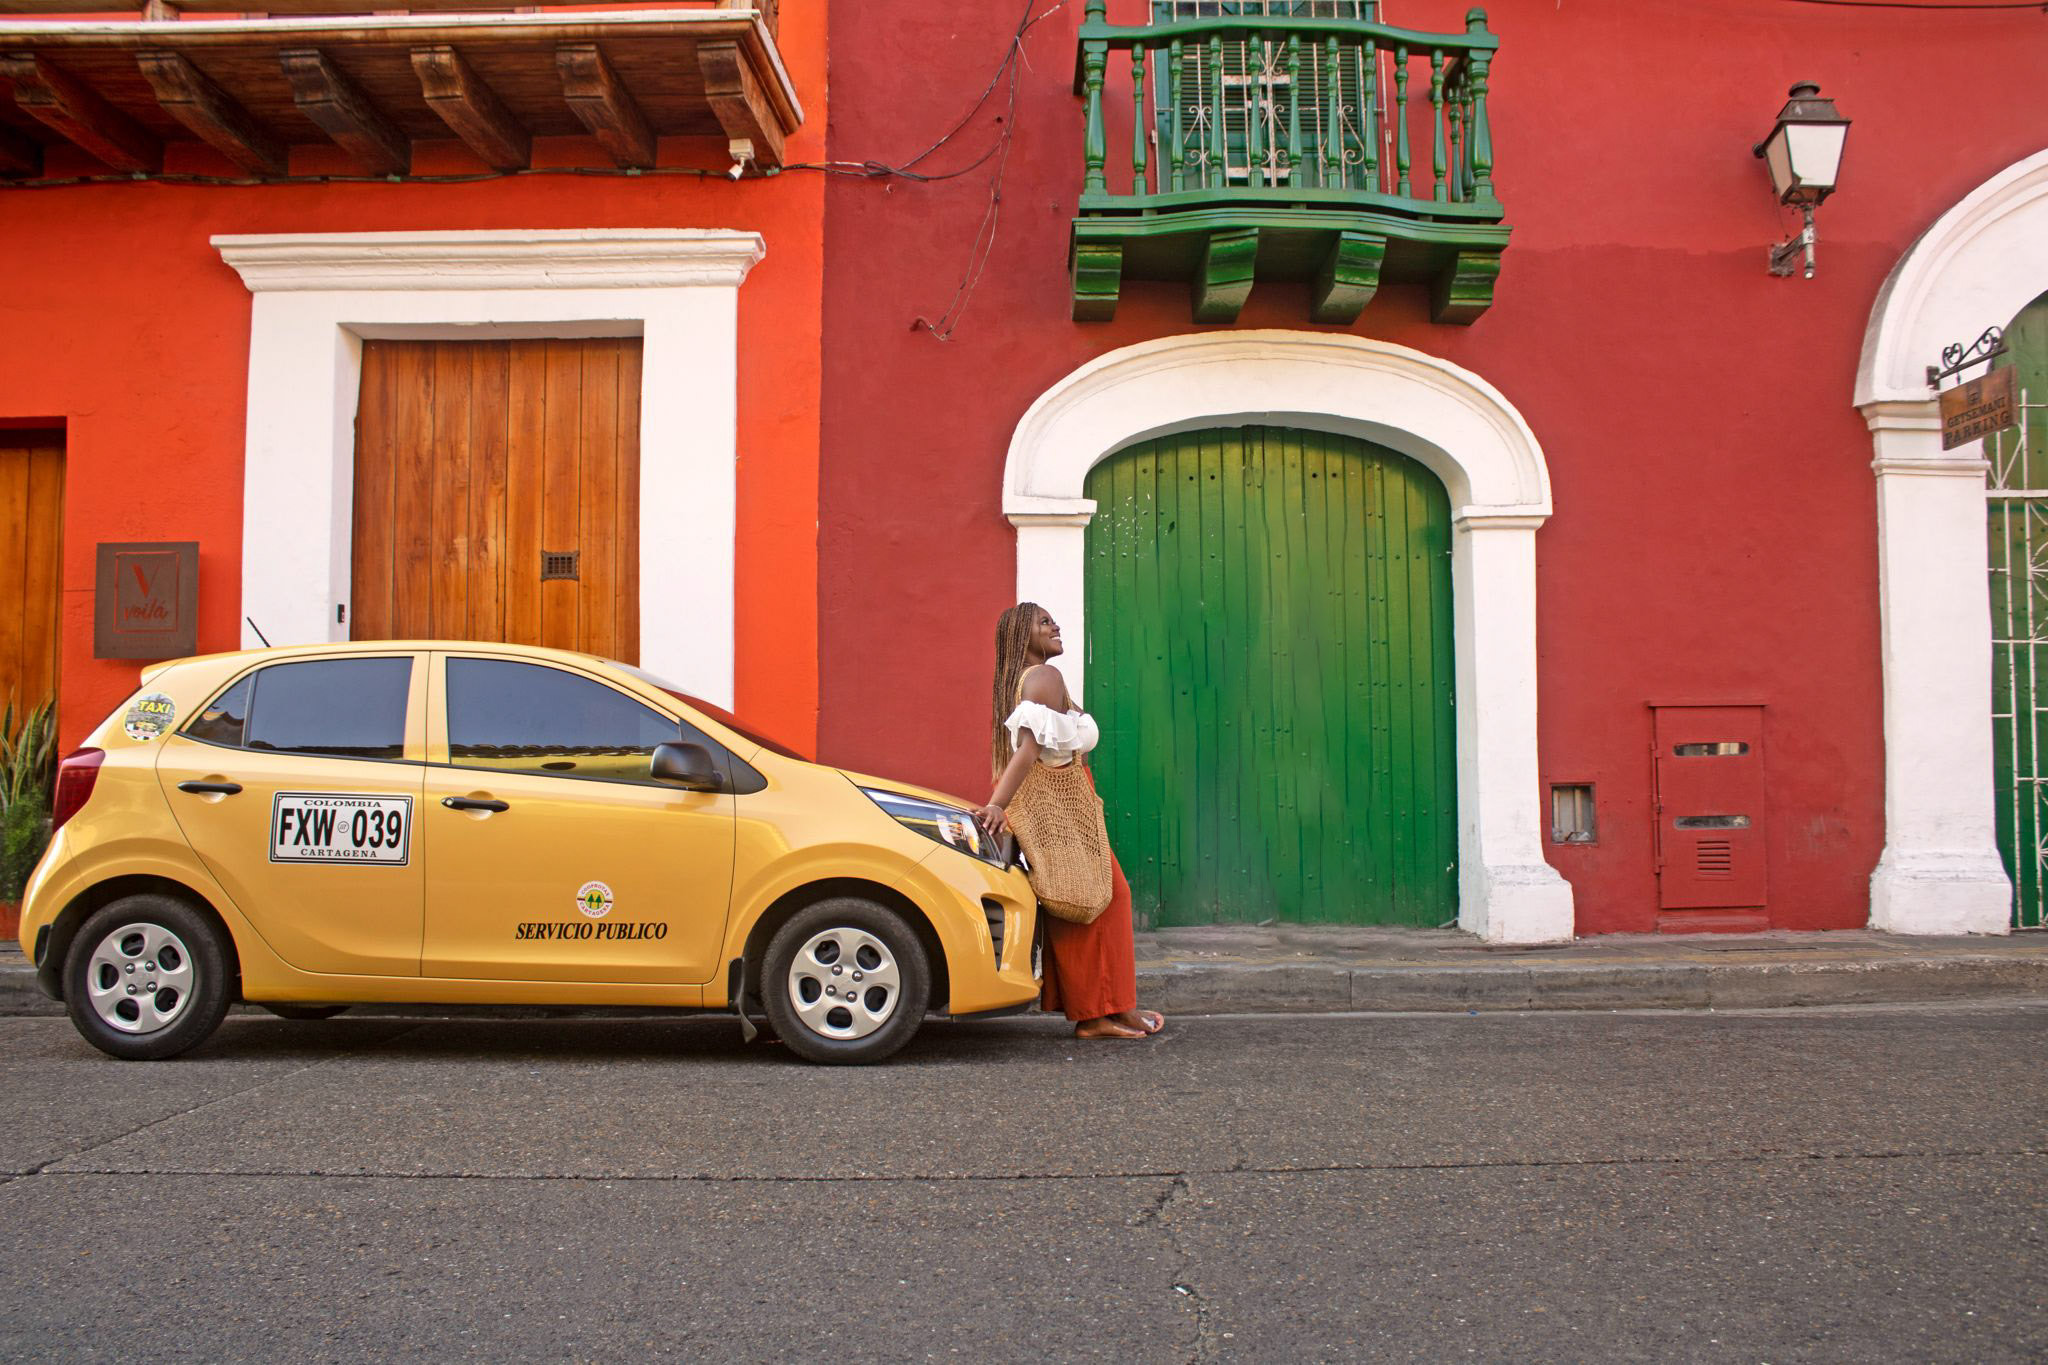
[1007,759,1114,924]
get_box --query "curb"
[1135,956,2048,1014]
[5,956,2045,1020]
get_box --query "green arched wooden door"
[1083,425,1457,927]
[1988,289,2048,928]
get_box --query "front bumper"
[894,847,1041,1016]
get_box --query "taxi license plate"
[270,793,413,866]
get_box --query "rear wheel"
[63,895,233,1060]
[761,898,930,1065]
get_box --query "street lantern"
[1753,81,1851,278]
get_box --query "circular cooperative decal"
[575,880,615,919]
[123,693,177,743]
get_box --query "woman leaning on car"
[974,602,1164,1041]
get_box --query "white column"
[1011,505,1095,702]
[638,290,739,707]
[1453,514,1576,942]
[1865,401,2014,934]
[240,294,361,648]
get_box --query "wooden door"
[0,430,64,714]
[1987,289,2048,928]
[1083,425,1457,927]
[351,338,642,661]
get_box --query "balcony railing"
[1070,1,1509,324]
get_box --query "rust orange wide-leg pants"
[1039,853,1137,1023]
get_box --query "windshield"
[614,663,811,762]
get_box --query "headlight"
[861,788,1010,868]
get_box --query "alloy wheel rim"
[86,922,196,1035]
[786,927,900,1040]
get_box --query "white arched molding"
[1854,151,2048,935]
[215,228,766,708]
[1005,331,1573,943]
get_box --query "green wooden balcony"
[1071,1,1508,324]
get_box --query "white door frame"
[1003,330,1574,943]
[215,228,765,708]
[1855,150,2048,934]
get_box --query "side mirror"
[650,742,721,791]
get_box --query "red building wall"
[818,0,2048,932]
[0,0,826,757]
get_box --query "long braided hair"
[990,601,1044,778]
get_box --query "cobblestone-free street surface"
[1,1002,2043,1362]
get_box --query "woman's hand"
[974,803,1008,836]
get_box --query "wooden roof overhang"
[0,3,800,180]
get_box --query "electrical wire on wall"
[1,0,1070,340]
[783,0,1073,340]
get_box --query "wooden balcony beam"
[0,119,40,175]
[411,44,528,172]
[280,47,407,175]
[136,50,287,176]
[556,43,652,170]
[696,37,780,168]
[0,52,159,170]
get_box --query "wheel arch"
[38,876,244,1002]
[731,877,950,1014]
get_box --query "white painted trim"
[1856,151,2048,935]
[217,228,765,709]
[1003,331,1572,944]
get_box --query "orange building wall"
[0,6,823,755]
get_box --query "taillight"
[50,748,105,833]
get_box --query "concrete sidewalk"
[4,924,2046,1018]
[1132,924,2048,1013]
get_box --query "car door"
[155,653,428,976]
[420,653,737,984]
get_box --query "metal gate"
[1082,424,1457,927]
[1988,294,2048,929]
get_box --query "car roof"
[147,639,617,677]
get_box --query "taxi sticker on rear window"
[270,793,413,866]
[123,693,176,742]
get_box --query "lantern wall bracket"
[1766,203,1818,279]
[1926,326,2008,390]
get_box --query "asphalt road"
[1,1002,2043,1363]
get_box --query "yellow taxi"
[17,642,1041,1064]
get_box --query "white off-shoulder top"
[1004,700,1100,767]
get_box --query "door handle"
[442,796,509,813]
[177,781,243,796]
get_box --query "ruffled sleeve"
[1004,700,1083,750]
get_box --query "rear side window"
[185,676,252,746]
[446,658,709,783]
[186,658,412,760]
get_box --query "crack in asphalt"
[19,1146,2045,1185]
[1128,1176,1221,1362]
[0,1022,430,1187]
[19,1146,2048,1186]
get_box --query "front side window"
[186,658,412,760]
[446,658,709,783]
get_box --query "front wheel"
[64,895,234,1060]
[761,899,930,1065]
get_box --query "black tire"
[63,894,234,1060]
[258,1003,350,1021]
[760,898,930,1065]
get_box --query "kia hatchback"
[17,643,1041,1064]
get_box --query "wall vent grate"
[541,550,580,581]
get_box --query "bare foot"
[1075,1016,1147,1039]
[1114,1009,1165,1035]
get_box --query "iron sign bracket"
[1927,326,2008,389]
